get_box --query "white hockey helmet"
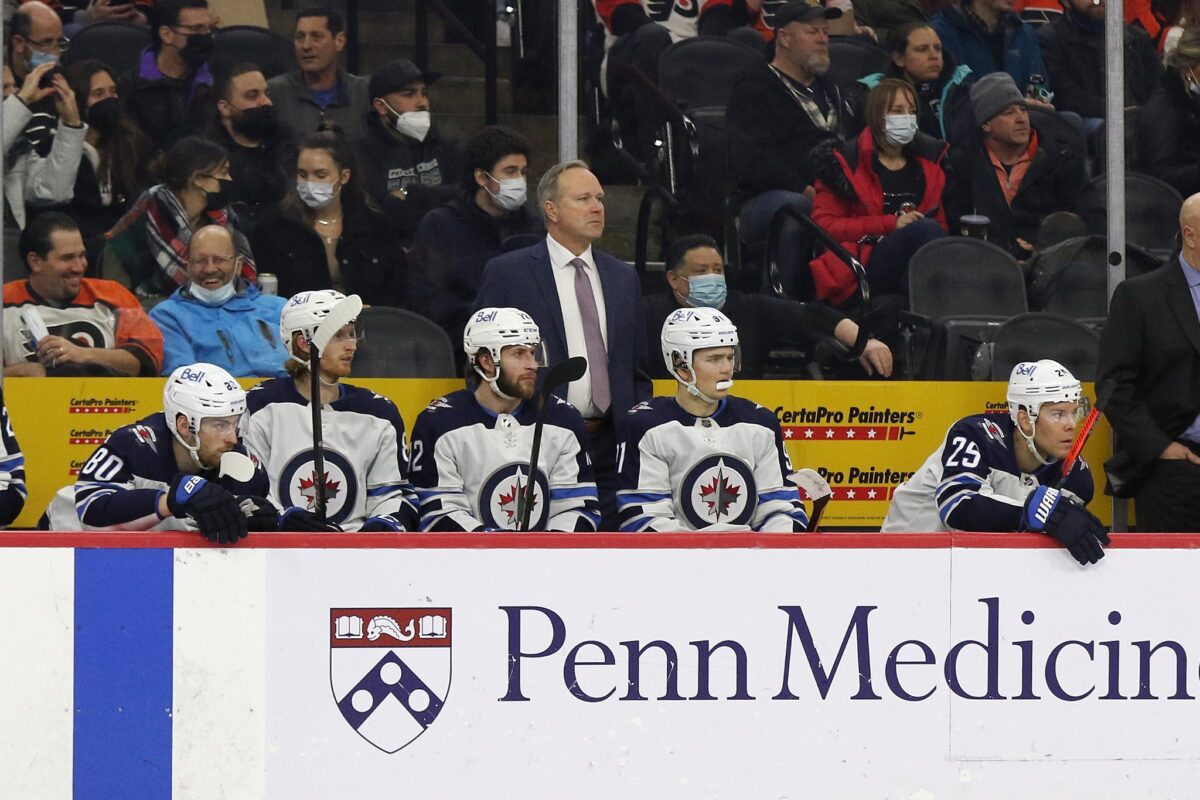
[163,362,246,466]
[661,308,741,377]
[1006,359,1082,423]
[464,307,547,372]
[279,289,361,358]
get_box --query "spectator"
[643,233,893,379]
[150,225,288,377]
[118,0,217,150]
[3,212,163,377]
[41,362,273,541]
[1097,192,1200,532]
[810,78,948,304]
[1138,26,1200,198]
[1037,0,1160,136]
[61,59,152,263]
[2,61,85,230]
[267,7,370,141]
[853,0,929,44]
[0,390,26,528]
[943,72,1085,260]
[53,0,148,30]
[409,125,543,344]
[251,126,405,304]
[208,63,294,234]
[2,62,55,155]
[353,59,461,244]
[105,135,255,297]
[7,1,65,155]
[856,22,973,140]
[474,160,653,530]
[594,0,768,168]
[727,0,851,296]
[931,0,1053,100]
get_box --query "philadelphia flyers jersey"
[881,413,1095,532]
[617,395,808,532]
[409,389,599,532]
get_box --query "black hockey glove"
[1023,486,1110,565]
[239,496,281,532]
[167,475,248,544]
[278,506,343,532]
[361,514,406,532]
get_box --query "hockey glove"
[361,515,406,532]
[1023,486,1110,565]
[167,475,248,544]
[278,506,343,532]
[239,496,281,532]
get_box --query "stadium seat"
[211,26,298,81]
[902,238,1027,379]
[61,22,151,78]
[1027,235,1108,328]
[354,308,457,378]
[825,39,890,96]
[1079,172,1183,260]
[1027,106,1086,166]
[987,312,1101,381]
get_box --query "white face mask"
[189,280,236,305]
[391,108,431,142]
[485,172,527,212]
[297,179,338,209]
[884,113,919,146]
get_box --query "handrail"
[634,185,681,275]
[415,0,499,125]
[766,203,871,312]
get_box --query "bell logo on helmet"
[289,292,311,307]
[178,367,206,383]
[474,309,498,323]
[1016,364,1037,377]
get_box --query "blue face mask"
[687,273,727,308]
[28,50,59,70]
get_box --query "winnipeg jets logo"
[425,396,453,411]
[132,425,158,450]
[298,470,342,507]
[980,419,1004,444]
[680,455,756,529]
[480,463,549,530]
[329,608,452,753]
[279,449,359,525]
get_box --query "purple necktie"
[570,258,611,414]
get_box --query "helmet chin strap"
[677,366,727,405]
[170,421,207,470]
[289,352,341,386]
[475,365,518,402]
[1018,415,1054,466]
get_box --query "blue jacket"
[150,282,289,378]
[931,4,1050,96]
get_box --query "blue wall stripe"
[74,548,173,800]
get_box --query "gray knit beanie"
[970,72,1027,125]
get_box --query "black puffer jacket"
[1137,68,1200,199]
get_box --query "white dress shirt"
[546,234,609,418]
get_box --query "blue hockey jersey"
[881,413,1095,532]
[243,378,419,531]
[0,391,26,526]
[409,389,599,532]
[616,396,808,532]
[42,412,269,531]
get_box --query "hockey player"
[409,307,600,531]
[882,359,1110,564]
[0,389,27,527]
[243,290,419,532]
[41,363,273,543]
[617,308,809,532]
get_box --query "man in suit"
[1097,192,1200,531]
[475,160,652,530]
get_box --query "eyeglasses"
[189,256,235,268]
[30,35,70,52]
[172,24,214,36]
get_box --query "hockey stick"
[306,295,364,520]
[518,356,588,532]
[1058,379,1116,487]
[791,468,832,532]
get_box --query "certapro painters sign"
[6,378,1112,528]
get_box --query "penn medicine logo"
[680,455,756,529]
[330,608,452,753]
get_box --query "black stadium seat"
[353,308,457,378]
[61,22,151,78]
[211,25,297,81]
[989,313,1101,381]
[825,38,890,96]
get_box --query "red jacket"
[809,128,948,305]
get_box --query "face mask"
[179,33,214,68]
[201,178,230,211]
[297,179,338,209]
[485,173,527,212]
[392,108,431,142]
[86,97,121,135]
[29,49,59,70]
[234,105,278,140]
[189,280,236,305]
[687,274,727,308]
[884,114,919,146]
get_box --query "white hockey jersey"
[616,396,808,532]
[243,378,418,531]
[409,389,599,532]
[881,413,1094,532]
